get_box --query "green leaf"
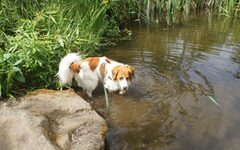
[15,72,26,83]
[13,66,21,72]
[3,53,11,61]
[49,16,57,24]
[37,60,42,67]
[13,59,23,66]
[57,37,64,47]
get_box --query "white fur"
[56,53,81,86]
[57,53,133,97]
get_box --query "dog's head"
[112,65,135,94]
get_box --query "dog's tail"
[57,53,81,86]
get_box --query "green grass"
[0,0,118,98]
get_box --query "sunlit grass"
[0,0,113,97]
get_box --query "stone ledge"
[0,89,107,150]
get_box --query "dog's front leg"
[86,90,93,98]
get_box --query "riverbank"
[0,89,107,150]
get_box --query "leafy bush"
[0,0,113,98]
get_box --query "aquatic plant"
[108,0,240,24]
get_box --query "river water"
[91,12,240,150]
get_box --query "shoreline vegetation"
[1,0,240,98]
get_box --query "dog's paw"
[86,90,93,98]
[119,90,126,95]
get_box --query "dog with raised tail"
[57,53,135,97]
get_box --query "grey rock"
[0,89,107,150]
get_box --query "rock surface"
[0,89,107,150]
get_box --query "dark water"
[91,13,240,150]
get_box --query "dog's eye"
[126,77,129,80]
[119,77,124,80]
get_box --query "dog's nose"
[123,87,127,90]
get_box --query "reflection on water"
[91,12,240,150]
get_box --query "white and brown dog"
[57,53,135,97]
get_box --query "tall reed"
[109,0,240,24]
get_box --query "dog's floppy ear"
[127,66,135,78]
[69,63,81,73]
[112,66,120,80]
[130,66,135,78]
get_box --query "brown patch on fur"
[69,63,81,73]
[85,57,100,71]
[112,65,135,81]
